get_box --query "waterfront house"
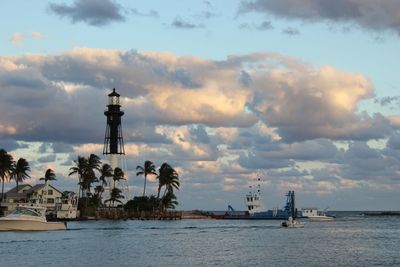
[1,184,63,213]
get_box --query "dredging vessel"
[213,184,302,220]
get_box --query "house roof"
[5,183,63,199]
[5,184,32,194]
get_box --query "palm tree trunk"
[1,180,4,202]
[163,187,167,197]
[143,174,147,196]
[157,187,161,199]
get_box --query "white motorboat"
[308,215,334,221]
[0,204,66,231]
[281,216,305,228]
[302,208,334,221]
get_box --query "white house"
[1,184,63,214]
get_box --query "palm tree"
[136,160,157,196]
[105,188,124,207]
[161,190,178,210]
[39,168,57,205]
[0,149,13,202]
[98,163,112,198]
[68,156,87,198]
[40,168,57,184]
[157,163,180,198]
[10,158,30,192]
[112,167,125,189]
[83,154,101,196]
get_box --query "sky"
[1,0,400,210]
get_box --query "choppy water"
[0,213,399,267]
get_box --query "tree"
[98,163,112,199]
[83,154,101,196]
[161,190,178,210]
[112,167,125,188]
[68,156,87,198]
[40,169,57,205]
[105,188,124,207]
[10,158,30,192]
[0,149,13,202]
[136,160,157,197]
[40,168,57,184]
[157,163,180,198]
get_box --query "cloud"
[171,17,204,29]
[374,96,400,107]
[0,139,29,152]
[257,20,274,30]
[282,27,300,36]
[239,21,274,31]
[0,49,393,145]
[239,0,400,35]
[130,8,158,17]
[340,141,399,181]
[243,55,392,142]
[10,33,24,46]
[1,48,399,209]
[37,154,57,163]
[48,0,125,26]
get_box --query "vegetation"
[40,168,57,204]
[136,160,157,197]
[0,148,181,217]
[40,168,57,184]
[0,149,13,202]
[105,188,125,207]
[10,158,30,192]
[126,160,180,212]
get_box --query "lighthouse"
[103,88,125,190]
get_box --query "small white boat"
[281,216,305,228]
[0,204,66,231]
[308,215,334,221]
[302,208,334,221]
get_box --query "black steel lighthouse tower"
[103,88,125,155]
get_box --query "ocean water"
[0,213,399,267]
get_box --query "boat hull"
[0,220,66,231]
[308,216,334,221]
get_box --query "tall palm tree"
[98,163,113,199]
[39,168,57,204]
[68,156,87,198]
[112,167,125,189]
[136,160,157,197]
[0,149,13,202]
[83,154,101,196]
[157,163,180,198]
[10,158,30,192]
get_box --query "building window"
[48,190,53,196]
[47,198,54,204]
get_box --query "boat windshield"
[11,207,43,217]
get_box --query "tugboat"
[211,173,304,220]
[281,192,304,228]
